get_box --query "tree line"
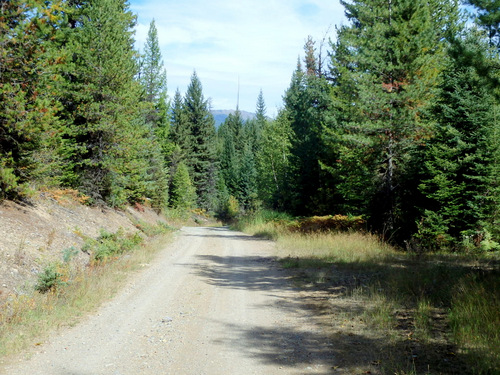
[1,0,498,251]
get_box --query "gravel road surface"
[2,227,334,374]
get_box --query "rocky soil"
[0,191,166,301]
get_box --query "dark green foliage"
[183,72,218,211]
[35,264,63,294]
[283,36,342,215]
[0,0,66,198]
[465,0,500,49]
[217,106,261,212]
[417,31,500,250]
[283,52,333,215]
[169,89,192,157]
[325,0,455,238]
[58,0,139,204]
[139,19,172,196]
[218,111,243,197]
[246,89,267,154]
[2,0,499,255]
[54,0,169,208]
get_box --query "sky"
[129,0,347,117]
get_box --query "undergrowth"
[236,209,500,374]
[0,221,174,359]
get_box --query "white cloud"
[130,0,346,116]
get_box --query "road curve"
[2,227,333,375]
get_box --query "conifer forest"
[1,0,499,252]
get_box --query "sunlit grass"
[276,231,397,265]
[449,274,500,374]
[236,210,500,374]
[0,231,173,360]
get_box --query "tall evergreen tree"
[283,47,332,214]
[417,30,500,249]
[137,19,171,206]
[169,89,191,155]
[245,89,267,155]
[59,0,158,206]
[140,19,169,129]
[218,115,240,198]
[0,0,66,198]
[255,89,267,127]
[328,0,457,237]
[183,71,218,211]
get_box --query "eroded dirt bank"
[0,193,166,300]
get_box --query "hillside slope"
[0,191,166,301]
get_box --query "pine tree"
[169,89,191,156]
[245,89,267,155]
[137,19,171,206]
[255,89,267,127]
[169,161,196,209]
[59,0,148,205]
[328,0,457,237]
[283,47,332,214]
[218,117,240,198]
[465,0,500,49]
[0,0,66,198]
[140,19,169,129]
[183,71,218,211]
[417,30,500,249]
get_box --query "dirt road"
[2,227,334,375]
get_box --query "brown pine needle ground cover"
[238,212,500,374]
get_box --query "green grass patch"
[449,273,500,374]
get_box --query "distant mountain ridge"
[211,109,256,127]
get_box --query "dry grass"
[276,231,397,264]
[237,211,500,374]
[0,232,172,359]
[41,188,90,205]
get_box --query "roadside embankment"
[0,190,168,302]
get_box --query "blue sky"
[129,0,346,116]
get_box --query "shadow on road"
[179,227,476,374]
[191,254,286,291]
[182,226,271,242]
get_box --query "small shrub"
[62,246,80,263]
[0,164,19,196]
[0,160,31,200]
[35,264,63,293]
[133,219,172,236]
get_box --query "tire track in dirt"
[1,227,334,375]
